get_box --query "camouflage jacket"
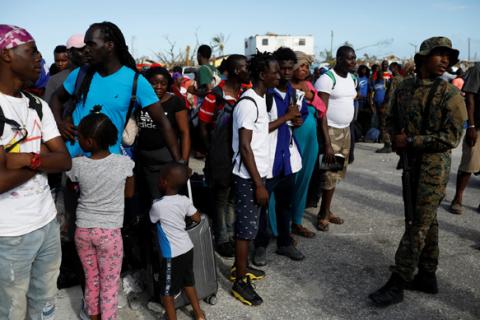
[387,77,467,154]
[383,74,404,111]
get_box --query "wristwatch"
[176,159,187,165]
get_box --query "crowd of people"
[0,21,478,320]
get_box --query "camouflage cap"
[415,36,459,67]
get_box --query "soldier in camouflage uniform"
[376,62,404,153]
[369,37,467,307]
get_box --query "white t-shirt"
[66,154,134,229]
[232,88,270,179]
[150,195,197,258]
[266,89,302,179]
[0,92,61,236]
[314,70,357,128]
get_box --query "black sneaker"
[229,265,266,282]
[231,277,263,306]
[216,242,235,258]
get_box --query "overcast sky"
[4,0,479,65]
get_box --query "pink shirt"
[306,81,326,118]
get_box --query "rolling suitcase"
[154,180,218,307]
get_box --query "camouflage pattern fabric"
[387,77,467,281]
[319,127,350,190]
[379,74,404,143]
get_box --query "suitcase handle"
[185,178,198,230]
[187,179,193,203]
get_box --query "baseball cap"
[415,37,459,67]
[66,34,85,49]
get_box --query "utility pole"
[409,42,417,57]
[468,37,471,61]
[330,30,334,58]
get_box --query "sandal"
[316,219,329,232]
[292,224,316,238]
[449,202,463,215]
[329,212,344,225]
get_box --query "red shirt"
[198,81,243,124]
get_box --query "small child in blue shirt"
[149,163,205,320]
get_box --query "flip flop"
[316,219,329,232]
[292,224,316,238]
[449,202,463,215]
[329,215,344,225]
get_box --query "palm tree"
[211,33,229,58]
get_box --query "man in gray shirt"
[43,34,86,104]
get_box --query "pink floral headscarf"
[0,25,34,50]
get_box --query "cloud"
[432,1,469,11]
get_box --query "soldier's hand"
[393,130,408,150]
[466,127,477,147]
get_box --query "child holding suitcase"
[149,162,206,320]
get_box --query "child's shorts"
[159,249,195,296]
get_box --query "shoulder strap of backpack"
[350,73,358,87]
[0,106,23,137]
[64,65,89,117]
[266,92,274,113]
[236,96,259,122]
[73,65,89,97]
[22,91,43,120]
[210,86,226,107]
[325,70,336,90]
[124,73,139,128]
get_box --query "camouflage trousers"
[390,153,451,281]
[378,108,391,144]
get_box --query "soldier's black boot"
[375,142,392,153]
[406,270,438,294]
[369,273,405,307]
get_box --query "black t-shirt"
[136,94,186,150]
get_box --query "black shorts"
[233,175,264,240]
[159,249,195,296]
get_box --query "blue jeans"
[0,218,61,320]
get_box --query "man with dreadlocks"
[50,22,181,319]
[51,21,180,160]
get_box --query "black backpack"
[0,91,43,153]
[204,90,273,188]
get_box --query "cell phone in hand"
[318,153,345,171]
